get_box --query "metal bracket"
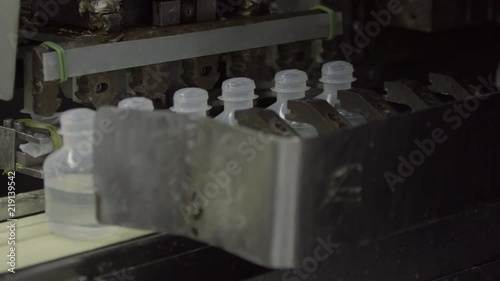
[287,99,350,136]
[235,108,299,137]
[1,119,51,178]
[339,88,398,120]
[32,45,62,117]
[153,0,181,27]
[384,80,443,112]
[428,72,486,100]
[0,190,45,220]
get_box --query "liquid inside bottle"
[45,174,117,240]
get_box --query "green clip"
[311,5,336,41]
[41,41,68,83]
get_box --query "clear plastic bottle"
[170,88,211,117]
[267,69,318,138]
[214,78,257,126]
[118,97,155,111]
[316,61,368,127]
[43,108,117,240]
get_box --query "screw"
[271,119,289,134]
[94,83,103,93]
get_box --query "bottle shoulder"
[214,110,238,126]
[43,146,93,176]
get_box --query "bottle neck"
[322,83,352,107]
[178,111,207,118]
[221,90,255,102]
[276,91,306,102]
[223,100,254,111]
[324,82,352,93]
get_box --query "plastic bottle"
[214,78,257,126]
[267,69,318,138]
[170,88,211,117]
[118,97,155,111]
[316,61,368,127]
[43,108,117,240]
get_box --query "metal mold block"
[94,93,500,268]
[153,1,181,27]
[384,80,443,112]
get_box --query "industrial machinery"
[1,0,500,280]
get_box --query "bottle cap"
[320,61,357,84]
[171,88,212,114]
[118,97,155,111]
[271,69,310,93]
[219,78,258,101]
[59,108,95,136]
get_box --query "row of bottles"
[115,60,366,131]
[168,60,366,130]
[43,60,367,240]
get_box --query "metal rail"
[42,13,330,81]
